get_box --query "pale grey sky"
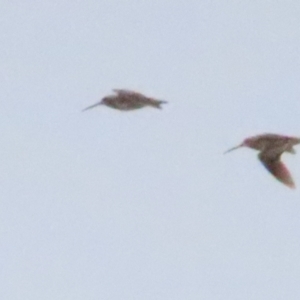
[1,1,300,299]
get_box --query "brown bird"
[224,133,300,189]
[82,89,167,112]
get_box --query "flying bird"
[82,89,167,112]
[224,133,300,189]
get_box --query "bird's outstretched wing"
[258,151,295,188]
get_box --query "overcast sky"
[1,1,300,299]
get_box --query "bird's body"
[82,89,167,112]
[225,133,300,188]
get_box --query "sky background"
[1,1,300,299]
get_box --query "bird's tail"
[151,100,168,109]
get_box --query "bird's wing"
[113,89,145,97]
[258,151,295,188]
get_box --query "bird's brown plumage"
[82,89,167,111]
[225,133,300,189]
[258,151,295,189]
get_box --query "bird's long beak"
[82,101,102,112]
[224,144,243,154]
